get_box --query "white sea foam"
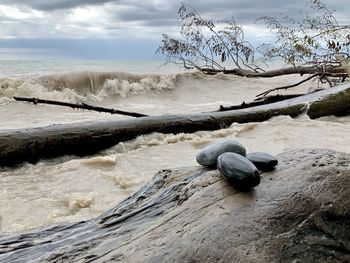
[103,123,252,155]
[97,75,175,98]
[0,71,176,105]
[0,78,85,105]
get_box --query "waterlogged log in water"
[1,82,350,167]
[0,149,349,262]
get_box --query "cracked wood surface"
[0,148,349,262]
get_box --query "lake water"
[1,60,349,233]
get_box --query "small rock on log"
[247,151,278,171]
[196,139,246,167]
[217,152,260,189]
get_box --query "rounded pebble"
[247,152,278,171]
[196,139,246,167]
[217,152,260,189]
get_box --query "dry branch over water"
[157,1,350,93]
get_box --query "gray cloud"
[0,0,348,40]
[108,0,350,32]
[181,0,347,24]
[0,0,116,10]
[0,0,348,60]
[2,0,349,22]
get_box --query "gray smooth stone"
[217,152,260,189]
[196,139,246,166]
[247,152,278,171]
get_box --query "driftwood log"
[200,64,347,77]
[0,149,349,262]
[1,82,350,167]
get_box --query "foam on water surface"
[0,71,176,105]
[1,62,350,233]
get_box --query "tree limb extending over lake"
[157,1,350,93]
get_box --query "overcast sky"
[0,0,349,60]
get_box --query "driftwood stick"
[217,94,305,111]
[13,97,148,118]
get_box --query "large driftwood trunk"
[1,82,350,167]
[200,64,347,77]
[0,149,349,262]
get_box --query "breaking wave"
[0,71,176,105]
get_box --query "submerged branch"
[13,97,148,118]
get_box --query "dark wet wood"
[14,96,148,118]
[0,149,349,262]
[217,94,305,111]
[1,82,349,167]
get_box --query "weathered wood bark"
[201,64,347,77]
[0,149,349,262]
[0,82,350,167]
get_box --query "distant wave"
[0,71,177,104]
